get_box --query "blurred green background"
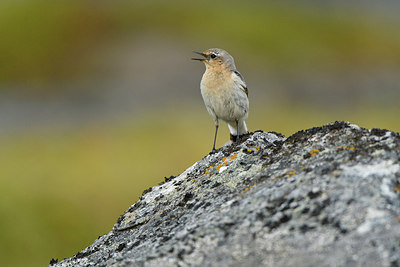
[1,0,399,266]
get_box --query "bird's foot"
[230,134,238,142]
[236,134,241,143]
[230,134,240,143]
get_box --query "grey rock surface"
[52,122,400,267]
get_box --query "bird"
[192,48,249,152]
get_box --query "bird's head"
[192,48,236,71]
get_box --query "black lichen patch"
[298,224,316,233]
[74,249,93,259]
[116,214,125,224]
[128,240,141,250]
[140,187,152,199]
[182,192,194,202]
[116,242,126,252]
[371,128,388,137]
[157,175,177,186]
[177,192,194,207]
[286,121,349,145]
[211,181,222,188]
[164,175,176,182]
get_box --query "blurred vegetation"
[1,0,399,88]
[1,0,399,266]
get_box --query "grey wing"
[233,70,248,96]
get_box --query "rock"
[51,122,400,267]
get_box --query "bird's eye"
[210,53,216,59]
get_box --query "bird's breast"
[200,71,233,96]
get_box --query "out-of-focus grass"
[1,0,399,87]
[0,105,399,266]
[0,1,100,84]
[250,103,400,135]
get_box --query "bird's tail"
[228,120,248,141]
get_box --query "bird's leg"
[236,120,239,142]
[212,123,219,152]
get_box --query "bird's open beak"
[191,51,206,61]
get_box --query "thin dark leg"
[236,120,239,142]
[212,124,219,152]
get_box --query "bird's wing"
[233,70,248,97]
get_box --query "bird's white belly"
[200,83,248,123]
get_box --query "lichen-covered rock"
[52,122,400,267]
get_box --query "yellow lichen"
[337,145,355,151]
[213,153,238,173]
[337,145,345,152]
[310,149,319,157]
[229,153,237,160]
[243,184,254,193]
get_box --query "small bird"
[192,48,249,152]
